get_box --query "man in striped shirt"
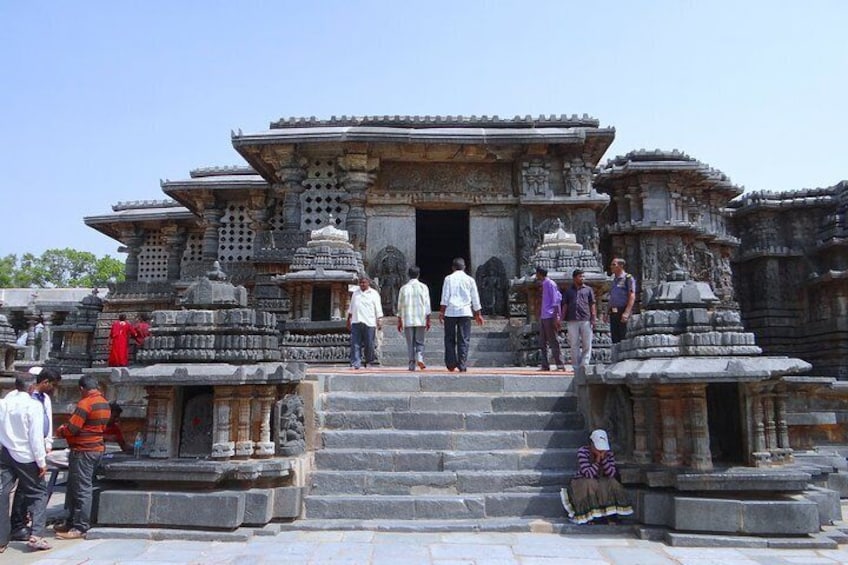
[396,266,431,371]
[54,375,110,540]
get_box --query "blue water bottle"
[133,433,143,459]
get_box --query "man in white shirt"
[0,375,50,552]
[9,366,61,542]
[396,266,431,371]
[439,258,485,372]
[347,275,384,369]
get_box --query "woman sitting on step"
[561,429,633,524]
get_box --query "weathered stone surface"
[484,493,564,517]
[148,491,245,529]
[96,491,152,525]
[242,489,274,525]
[272,486,304,519]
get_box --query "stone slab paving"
[7,530,848,565]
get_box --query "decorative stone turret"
[586,268,810,470]
[272,219,364,363]
[48,290,104,374]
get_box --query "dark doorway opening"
[311,287,331,321]
[706,383,745,464]
[416,210,470,311]
[178,385,214,458]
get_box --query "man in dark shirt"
[562,269,596,374]
[608,258,636,344]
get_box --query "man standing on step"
[439,258,484,372]
[347,275,384,369]
[535,267,565,371]
[608,258,636,344]
[562,269,596,375]
[396,266,431,371]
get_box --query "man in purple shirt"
[562,269,596,374]
[535,267,565,371]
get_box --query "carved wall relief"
[377,162,512,194]
[368,246,407,316]
[475,257,509,316]
[276,393,306,456]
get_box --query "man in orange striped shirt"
[54,375,110,540]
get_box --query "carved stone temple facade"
[67,114,848,536]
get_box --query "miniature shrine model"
[5,114,847,544]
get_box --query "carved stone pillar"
[300,285,311,320]
[249,195,271,256]
[201,208,223,262]
[38,311,54,362]
[763,391,778,451]
[340,169,376,252]
[275,159,307,232]
[628,186,643,222]
[749,385,770,466]
[331,284,343,321]
[775,385,794,462]
[212,385,235,459]
[234,387,254,458]
[123,232,145,281]
[684,384,712,470]
[629,385,652,464]
[252,385,276,457]
[145,386,175,458]
[162,226,188,281]
[657,386,680,467]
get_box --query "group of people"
[1,368,113,552]
[107,313,150,367]
[347,256,638,376]
[536,257,636,373]
[347,257,485,372]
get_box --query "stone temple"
[4,114,848,545]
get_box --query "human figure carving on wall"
[368,246,407,316]
[475,257,508,316]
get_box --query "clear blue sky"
[1,1,845,259]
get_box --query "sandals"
[0,543,6,553]
[27,536,52,551]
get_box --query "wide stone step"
[320,373,573,394]
[309,469,574,495]
[322,392,579,413]
[314,448,579,472]
[304,492,566,519]
[320,430,585,451]
[320,411,585,431]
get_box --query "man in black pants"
[608,258,636,344]
[439,258,484,372]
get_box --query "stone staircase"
[378,316,516,368]
[304,371,584,525]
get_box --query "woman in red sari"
[108,313,136,367]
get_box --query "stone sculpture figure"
[277,393,306,456]
[475,257,508,316]
[368,246,407,316]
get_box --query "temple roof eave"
[232,126,616,182]
[84,208,198,242]
[161,177,271,214]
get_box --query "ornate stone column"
[252,385,276,457]
[234,387,254,458]
[123,231,145,281]
[629,385,652,464]
[339,154,377,253]
[748,384,770,466]
[38,311,55,362]
[249,194,271,257]
[273,155,308,233]
[201,207,223,262]
[775,385,794,462]
[683,384,712,470]
[657,386,681,467]
[763,389,779,451]
[212,385,236,459]
[162,226,188,281]
[145,386,175,458]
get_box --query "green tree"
[0,249,125,288]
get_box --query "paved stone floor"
[1,530,845,564]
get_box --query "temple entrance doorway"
[706,383,745,464]
[416,209,470,311]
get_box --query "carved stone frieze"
[376,162,512,195]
